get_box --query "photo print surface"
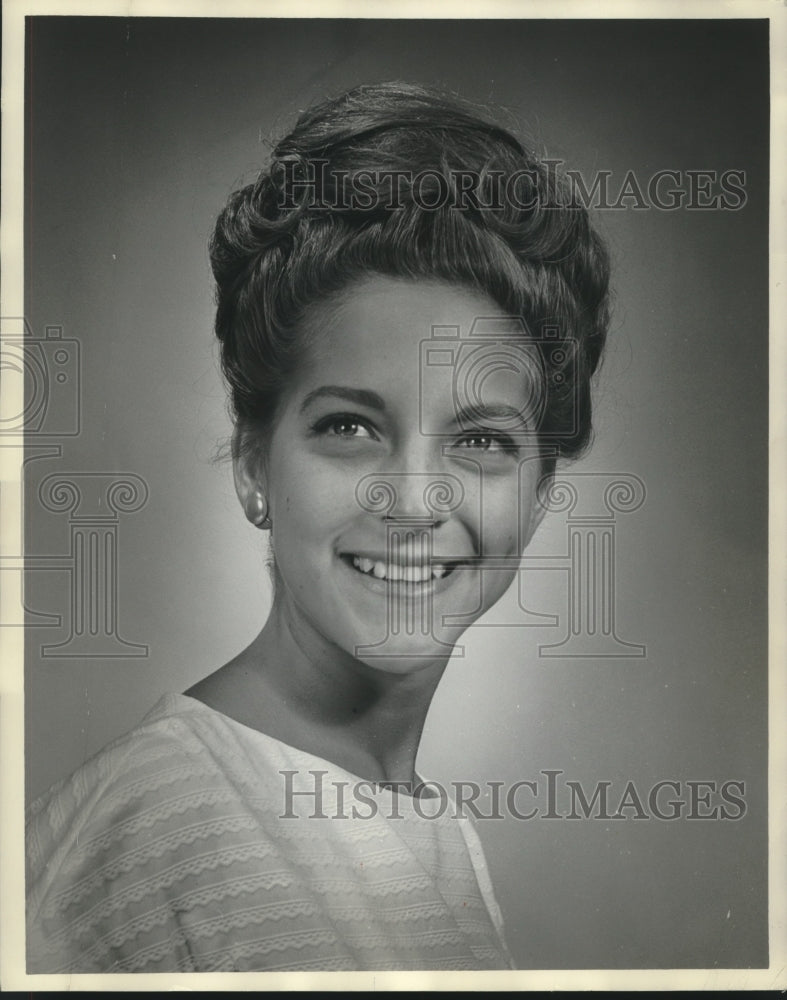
[6,11,772,980]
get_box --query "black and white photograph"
[1,0,784,990]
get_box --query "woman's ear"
[523,468,553,545]
[233,430,271,529]
[526,490,548,544]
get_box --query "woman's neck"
[186,599,450,787]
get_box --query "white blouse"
[26,693,514,973]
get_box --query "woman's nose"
[354,470,465,523]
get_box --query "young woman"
[26,81,610,973]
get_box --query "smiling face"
[235,274,548,673]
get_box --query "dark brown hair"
[209,81,610,465]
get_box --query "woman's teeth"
[351,555,448,582]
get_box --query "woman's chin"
[355,648,455,675]
[341,624,464,674]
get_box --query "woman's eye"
[332,419,370,438]
[454,433,517,454]
[313,415,376,440]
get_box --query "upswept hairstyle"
[209,81,611,464]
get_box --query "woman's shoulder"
[26,696,203,874]
[28,694,212,826]
[26,692,292,846]
[24,693,291,972]
[25,690,336,883]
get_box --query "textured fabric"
[26,693,514,973]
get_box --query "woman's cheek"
[294,467,360,536]
[273,451,336,516]
[477,474,524,556]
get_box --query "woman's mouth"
[341,553,459,583]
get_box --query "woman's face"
[240,274,548,673]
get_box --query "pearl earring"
[245,492,270,528]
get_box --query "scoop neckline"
[157,691,450,806]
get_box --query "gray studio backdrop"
[22,18,768,968]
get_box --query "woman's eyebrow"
[299,386,387,413]
[453,402,532,428]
